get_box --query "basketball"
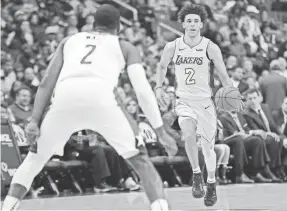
[214,87,242,112]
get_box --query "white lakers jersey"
[57,32,125,90]
[172,36,212,100]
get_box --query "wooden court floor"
[3,183,287,210]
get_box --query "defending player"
[2,5,177,211]
[155,4,242,207]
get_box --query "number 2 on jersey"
[185,68,196,85]
[80,44,96,64]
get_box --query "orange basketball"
[214,87,242,112]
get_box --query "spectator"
[203,21,221,46]
[29,12,45,41]
[219,110,277,183]
[272,97,287,181]
[1,60,15,93]
[244,88,285,181]
[7,80,24,105]
[217,113,254,183]
[225,55,238,76]
[23,67,39,95]
[134,0,156,38]
[259,59,287,111]
[19,20,34,46]
[8,87,33,128]
[81,14,95,32]
[66,131,140,192]
[123,82,136,98]
[231,67,249,94]
[124,21,143,45]
[218,17,240,48]
[66,132,115,193]
[273,97,287,137]
[125,98,140,122]
[228,32,247,58]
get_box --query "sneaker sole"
[192,190,205,198]
[204,197,217,207]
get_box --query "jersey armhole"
[171,39,177,63]
[206,39,211,61]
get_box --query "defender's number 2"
[80,44,96,64]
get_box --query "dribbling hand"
[25,120,40,144]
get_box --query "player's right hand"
[25,120,40,144]
[155,87,168,109]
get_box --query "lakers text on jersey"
[172,36,212,101]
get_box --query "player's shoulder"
[206,39,221,57]
[119,39,139,58]
[164,39,177,51]
[206,39,219,51]
[119,39,141,65]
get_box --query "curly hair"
[178,4,208,23]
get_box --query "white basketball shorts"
[35,78,139,159]
[174,97,217,143]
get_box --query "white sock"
[193,166,201,173]
[2,196,20,211]
[207,177,216,183]
[151,199,169,211]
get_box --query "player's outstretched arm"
[156,41,175,89]
[31,37,68,125]
[207,41,233,87]
[121,40,163,129]
[121,40,178,156]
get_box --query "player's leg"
[175,100,205,198]
[92,105,168,210]
[197,99,218,206]
[2,111,74,211]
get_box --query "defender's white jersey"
[172,36,212,100]
[56,32,125,90]
[51,32,126,109]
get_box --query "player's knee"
[179,117,197,139]
[11,152,48,187]
[201,139,215,157]
[21,152,49,176]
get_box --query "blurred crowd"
[1,0,287,195]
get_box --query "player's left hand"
[25,120,40,144]
[154,126,178,157]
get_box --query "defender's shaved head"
[94,4,120,31]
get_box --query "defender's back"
[57,32,125,89]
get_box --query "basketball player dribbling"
[155,4,243,207]
[2,5,177,211]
